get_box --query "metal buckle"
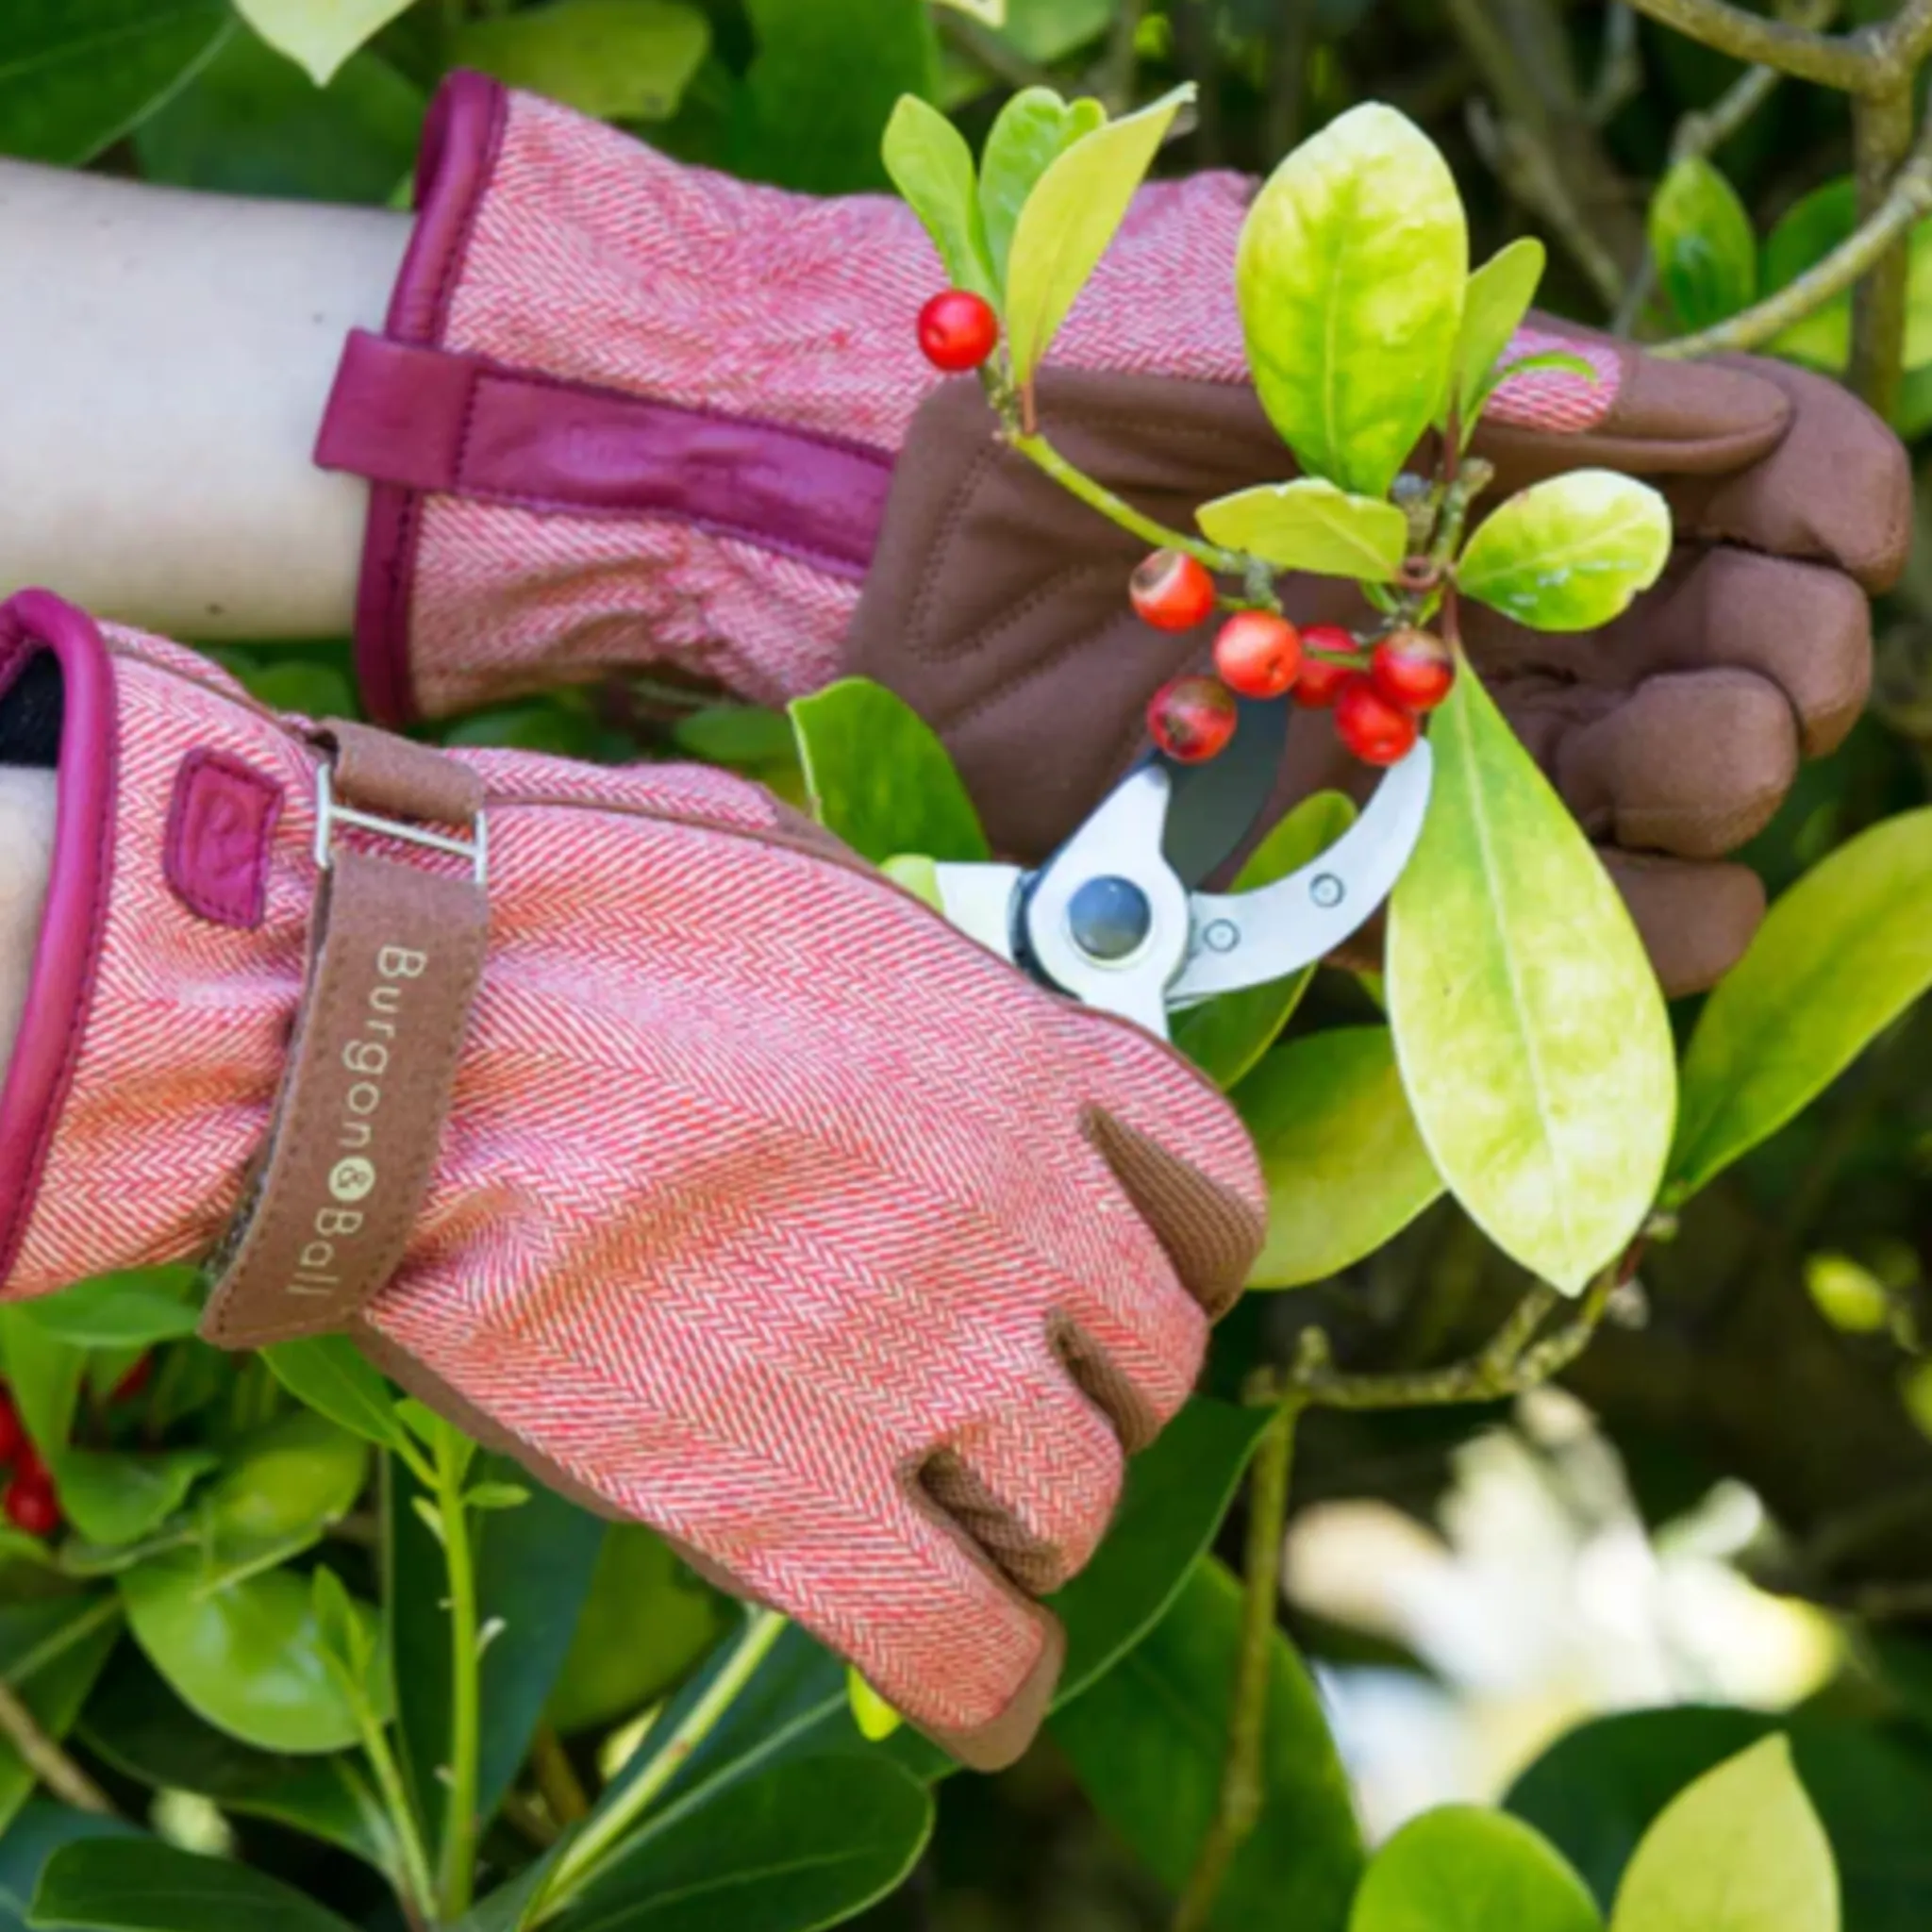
[313,763,489,886]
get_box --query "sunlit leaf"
[1351,1806,1602,1932]
[1449,238,1547,434]
[1670,808,1932,1200]
[1237,102,1466,496]
[881,94,998,303]
[978,87,1105,290]
[1388,670,1675,1292]
[1457,472,1671,632]
[1196,479,1408,581]
[1238,1026,1442,1289]
[231,0,414,87]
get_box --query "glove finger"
[1549,666,1798,860]
[1065,1010,1267,1319]
[1600,848,1767,995]
[1685,356,1912,591]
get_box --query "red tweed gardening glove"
[317,74,1909,997]
[0,587,1260,1768]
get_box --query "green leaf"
[56,1452,216,1550]
[200,1411,369,1566]
[0,1315,83,1483]
[734,0,939,195]
[981,0,1111,63]
[1237,1025,1443,1290]
[1610,1736,1838,1932]
[261,1336,407,1455]
[118,1556,384,1756]
[17,1270,200,1351]
[0,1805,140,1932]
[1670,807,1932,1201]
[548,1754,933,1932]
[455,0,708,125]
[79,1647,389,1873]
[230,0,414,87]
[0,0,230,164]
[1457,472,1672,632]
[1237,102,1466,497]
[1052,1557,1363,1931]
[1649,156,1758,331]
[133,29,423,201]
[1174,792,1358,1090]
[1510,1707,1932,1932]
[881,95,998,305]
[388,1454,605,1851]
[978,87,1106,291]
[1195,480,1409,582]
[847,1668,904,1742]
[1387,670,1675,1293]
[1350,1806,1602,1932]
[0,1599,123,1840]
[789,678,989,865]
[1005,84,1193,389]
[546,1525,729,1736]
[463,1482,530,1512]
[1452,238,1547,432]
[30,1839,360,1932]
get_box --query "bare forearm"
[0,773,56,1077]
[0,160,408,641]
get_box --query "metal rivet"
[1202,920,1239,953]
[1068,875,1154,961]
[1311,873,1344,909]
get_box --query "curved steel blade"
[1158,694,1291,888]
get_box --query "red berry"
[1370,627,1455,712]
[111,1354,153,1406]
[5,1477,58,1538]
[1334,674,1420,766]
[1212,612,1302,699]
[1129,550,1217,633]
[12,1440,47,1489]
[0,1394,21,1465]
[1293,656,1353,709]
[1147,675,1239,763]
[916,291,999,373]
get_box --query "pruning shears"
[935,699,1434,1040]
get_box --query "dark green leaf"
[0,1599,123,1840]
[978,87,1105,291]
[670,706,798,771]
[881,96,997,305]
[79,1647,389,1872]
[16,1271,199,1351]
[1052,1557,1363,1930]
[789,679,989,865]
[30,1839,359,1932]
[1173,792,1357,1090]
[118,1556,383,1756]
[1238,1025,1442,1290]
[0,1316,83,1470]
[546,1526,729,1736]
[1508,1707,1932,1931]
[455,0,708,125]
[0,1,229,165]
[134,30,422,201]
[56,1452,216,1551]
[1670,808,1932,1201]
[1349,1806,1601,1932]
[1648,157,1757,330]
[0,1804,140,1932]
[261,1337,407,1456]
[549,1755,932,1932]
[734,0,939,194]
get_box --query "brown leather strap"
[200,723,489,1351]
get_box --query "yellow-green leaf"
[1350,1805,1602,1932]
[882,94,998,304]
[1451,237,1546,434]
[454,0,708,124]
[1610,1736,1839,1932]
[978,87,1106,290]
[1669,807,1932,1201]
[1236,103,1466,497]
[1174,791,1357,1090]
[1387,671,1674,1293]
[847,1666,905,1741]
[1196,479,1408,581]
[1237,1026,1442,1290]
[232,0,415,86]
[1005,83,1192,387]
[1457,472,1671,632]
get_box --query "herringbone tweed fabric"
[392,80,1620,721]
[0,595,1262,1744]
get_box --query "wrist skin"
[0,773,55,1076]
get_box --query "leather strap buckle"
[316,759,489,884]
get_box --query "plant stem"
[532,1722,591,1826]
[535,1608,790,1919]
[1852,78,1918,414]
[435,1449,483,1921]
[1624,0,1873,89]
[0,1677,114,1815]
[1007,432,1251,578]
[359,1704,437,1921]
[1172,1394,1304,1932]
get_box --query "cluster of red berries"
[0,1390,58,1537]
[1128,550,1454,768]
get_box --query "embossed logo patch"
[164,750,283,930]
